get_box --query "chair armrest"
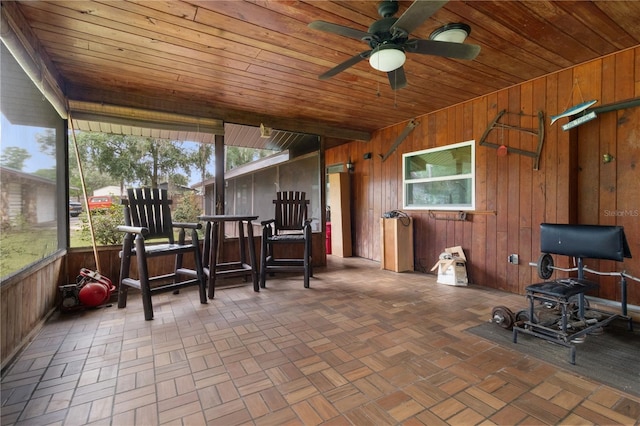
[303,220,312,238]
[117,225,149,236]
[261,219,276,227]
[173,222,202,230]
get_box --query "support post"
[214,134,224,215]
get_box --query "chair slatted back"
[273,191,309,233]
[124,188,175,242]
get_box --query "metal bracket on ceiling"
[479,109,545,170]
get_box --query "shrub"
[172,193,204,239]
[173,193,201,224]
[80,204,124,245]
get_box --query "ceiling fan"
[308,0,480,90]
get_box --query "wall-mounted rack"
[428,211,467,221]
[479,110,545,170]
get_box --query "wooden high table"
[198,215,259,298]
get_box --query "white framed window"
[403,140,475,210]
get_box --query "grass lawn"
[0,228,58,277]
[70,231,96,248]
[1,217,201,278]
[0,226,98,278]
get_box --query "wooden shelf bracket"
[380,119,419,162]
[479,110,545,170]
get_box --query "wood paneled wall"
[1,254,64,371]
[326,47,639,306]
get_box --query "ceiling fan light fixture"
[429,23,471,43]
[369,45,406,72]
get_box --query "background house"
[0,166,57,226]
[91,185,121,197]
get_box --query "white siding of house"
[36,185,55,223]
[7,183,21,220]
[93,186,121,196]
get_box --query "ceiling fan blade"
[308,21,371,42]
[406,39,480,60]
[388,67,407,90]
[319,51,371,80]
[392,0,448,35]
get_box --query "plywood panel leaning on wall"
[328,172,352,257]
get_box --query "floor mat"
[467,319,640,397]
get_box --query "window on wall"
[1,42,65,279]
[403,140,475,210]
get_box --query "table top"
[198,214,259,222]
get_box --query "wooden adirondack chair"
[260,191,312,288]
[117,187,206,320]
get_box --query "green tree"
[36,128,56,157]
[173,193,201,224]
[74,132,197,190]
[33,168,56,180]
[68,133,118,198]
[225,146,273,171]
[141,138,194,188]
[32,129,58,183]
[170,173,189,187]
[0,146,31,170]
[80,132,144,191]
[193,143,214,188]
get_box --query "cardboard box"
[434,260,468,286]
[431,246,469,286]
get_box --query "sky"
[1,113,55,173]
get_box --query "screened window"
[225,153,321,232]
[1,42,65,279]
[253,167,279,222]
[403,140,475,210]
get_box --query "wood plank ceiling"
[3,1,640,148]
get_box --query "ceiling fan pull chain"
[394,73,398,108]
